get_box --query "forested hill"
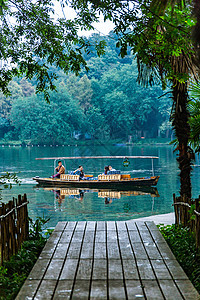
[0,33,172,145]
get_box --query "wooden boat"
[33,174,160,189]
[33,155,160,190]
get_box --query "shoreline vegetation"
[159,224,200,293]
[0,137,172,147]
[0,217,52,300]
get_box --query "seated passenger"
[108,165,116,172]
[104,166,109,175]
[74,165,84,179]
[51,161,65,178]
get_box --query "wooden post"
[0,206,3,266]
[195,197,200,249]
[173,194,179,226]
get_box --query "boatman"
[51,160,65,178]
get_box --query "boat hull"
[33,176,160,190]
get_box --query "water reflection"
[40,187,159,212]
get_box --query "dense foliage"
[0,0,107,101]
[0,217,51,300]
[0,34,172,144]
[159,224,200,293]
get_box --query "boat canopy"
[35,156,159,176]
[35,156,159,160]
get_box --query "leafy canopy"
[0,0,105,101]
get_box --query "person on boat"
[51,161,65,178]
[108,165,116,172]
[73,165,84,179]
[104,166,109,175]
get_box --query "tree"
[9,83,85,144]
[0,0,105,101]
[70,0,199,198]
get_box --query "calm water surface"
[1,144,200,227]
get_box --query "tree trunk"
[172,78,192,198]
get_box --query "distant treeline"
[0,33,172,144]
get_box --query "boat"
[33,174,160,189]
[33,155,159,189]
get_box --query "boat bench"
[98,174,121,181]
[60,174,80,181]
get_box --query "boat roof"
[35,156,159,160]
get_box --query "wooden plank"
[90,280,107,299]
[54,222,67,231]
[67,242,83,259]
[107,242,120,260]
[85,221,96,231]
[143,242,162,259]
[159,279,183,300]
[64,221,77,231]
[117,229,130,242]
[156,242,176,260]
[34,279,57,299]
[175,280,200,300]
[126,280,145,299]
[95,230,106,243]
[53,280,73,299]
[118,241,134,259]
[76,221,87,231]
[164,259,188,280]
[71,231,84,243]
[71,280,90,299]
[59,231,74,244]
[83,230,95,243]
[92,259,107,280]
[96,221,106,231]
[15,279,40,300]
[137,259,156,280]
[107,229,118,243]
[142,279,164,299]
[94,242,106,259]
[109,280,126,299]
[151,259,172,280]
[150,229,167,243]
[80,243,94,259]
[126,221,137,231]
[108,259,123,279]
[60,259,79,280]
[76,259,93,280]
[122,259,139,280]
[128,230,141,243]
[106,221,116,231]
[27,258,50,280]
[139,230,155,243]
[47,230,63,244]
[131,242,148,260]
[44,259,64,280]
[145,221,160,231]
[116,221,127,231]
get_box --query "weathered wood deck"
[16,221,200,299]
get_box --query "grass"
[0,217,52,300]
[158,224,200,293]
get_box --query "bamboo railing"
[173,194,200,249]
[0,194,29,265]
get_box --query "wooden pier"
[16,221,200,299]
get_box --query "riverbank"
[136,212,175,225]
[0,137,171,147]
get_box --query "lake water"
[1,144,200,227]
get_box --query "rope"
[0,201,29,220]
[173,202,200,216]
